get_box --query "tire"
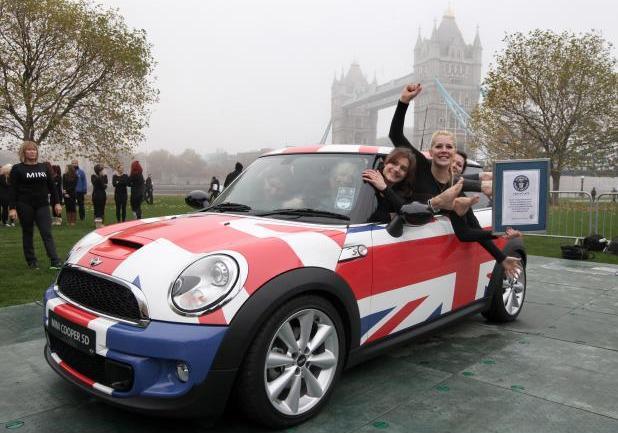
[237,295,345,428]
[482,251,526,322]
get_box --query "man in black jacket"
[224,162,243,188]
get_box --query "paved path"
[1,256,617,432]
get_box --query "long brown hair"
[130,160,143,177]
[383,148,416,199]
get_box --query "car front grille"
[48,333,133,392]
[56,267,143,323]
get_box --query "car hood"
[63,213,347,324]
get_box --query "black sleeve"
[461,173,480,181]
[112,175,118,187]
[453,175,482,192]
[382,186,407,213]
[8,166,18,209]
[389,100,431,171]
[47,166,60,206]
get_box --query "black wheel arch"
[210,266,361,371]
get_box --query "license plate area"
[48,310,96,356]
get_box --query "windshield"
[210,153,374,221]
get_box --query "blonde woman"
[8,141,62,269]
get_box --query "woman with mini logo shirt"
[8,141,62,270]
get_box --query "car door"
[360,213,492,345]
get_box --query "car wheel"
[482,252,526,322]
[237,295,345,428]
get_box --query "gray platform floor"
[1,256,617,432]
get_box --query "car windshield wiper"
[256,208,350,220]
[205,202,252,212]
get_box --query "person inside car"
[362,147,469,224]
[389,84,521,278]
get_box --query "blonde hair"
[18,141,39,163]
[430,130,456,149]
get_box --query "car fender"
[209,266,361,371]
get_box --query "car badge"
[90,257,103,267]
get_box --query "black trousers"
[76,191,86,220]
[16,202,59,264]
[115,194,127,222]
[92,192,106,220]
[131,194,143,219]
[0,196,8,224]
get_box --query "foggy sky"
[98,0,617,156]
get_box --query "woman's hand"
[362,169,387,191]
[502,256,522,280]
[54,204,62,217]
[400,83,422,104]
[504,227,523,239]
[8,209,17,220]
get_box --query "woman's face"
[430,135,455,169]
[452,154,465,175]
[24,146,38,162]
[383,156,409,185]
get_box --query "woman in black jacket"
[0,163,13,226]
[389,83,521,278]
[91,164,108,227]
[129,160,144,219]
[113,165,129,222]
[62,164,78,226]
[8,141,62,269]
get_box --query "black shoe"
[50,260,63,270]
[28,261,39,270]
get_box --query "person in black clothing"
[50,164,63,225]
[0,164,14,226]
[8,141,62,269]
[91,164,108,227]
[224,162,243,188]
[113,165,129,222]
[362,147,466,223]
[129,160,145,219]
[208,176,220,201]
[145,175,154,204]
[62,164,78,226]
[390,83,521,278]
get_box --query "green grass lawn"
[0,195,189,307]
[0,196,616,308]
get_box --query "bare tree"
[0,0,158,164]
[471,30,617,191]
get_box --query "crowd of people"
[1,140,153,269]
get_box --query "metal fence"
[529,191,618,243]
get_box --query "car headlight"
[170,255,240,313]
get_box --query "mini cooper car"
[44,145,526,428]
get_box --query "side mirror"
[385,202,433,238]
[386,215,404,237]
[185,190,210,209]
[400,202,433,225]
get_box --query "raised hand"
[362,169,387,191]
[400,83,422,104]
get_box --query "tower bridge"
[330,7,482,152]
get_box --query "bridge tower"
[412,7,482,151]
[330,6,482,152]
[331,63,378,144]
